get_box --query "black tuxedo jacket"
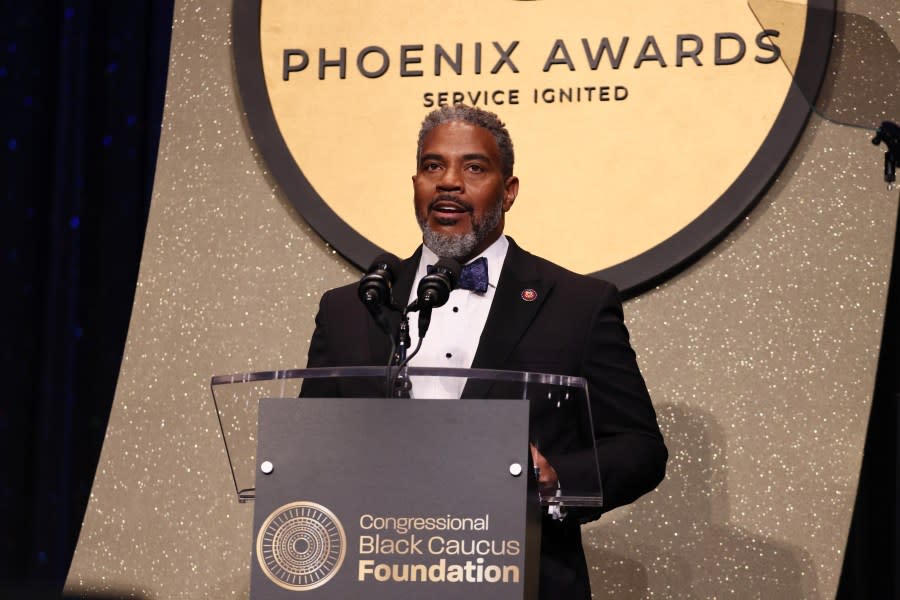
[304,238,667,599]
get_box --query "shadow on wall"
[584,403,820,599]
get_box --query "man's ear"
[503,176,519,212]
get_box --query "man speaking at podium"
[305,104,667,599]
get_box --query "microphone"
[391,258,460,394]
[358,253,401,336]
[358,253,401,307]
[411,257,461,338]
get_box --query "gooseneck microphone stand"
[386,257,461,397]
[390,314,414,397]
[873,121,900,189]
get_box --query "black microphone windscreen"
[432,257,462,288]
[358,252,402,309]
[368,253,402,280]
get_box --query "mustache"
[429,194,473,212]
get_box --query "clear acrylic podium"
[212,366,604,599]
[210,366,604,510]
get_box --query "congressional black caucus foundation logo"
[256,501,347,591]
[234,0,833,296]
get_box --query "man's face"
[413,121,518,262]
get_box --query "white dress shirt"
[406,236,509,399]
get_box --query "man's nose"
[437,165,463,191]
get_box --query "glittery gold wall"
[65,1,899,598]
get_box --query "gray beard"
[418,201,503,260]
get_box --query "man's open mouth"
[430,197,471,215]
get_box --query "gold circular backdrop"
[234,0,832,295]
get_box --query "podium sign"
[250,397,541,599]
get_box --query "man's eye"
[424,162,441,171]
[467,164,485,173]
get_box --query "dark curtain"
[837,207,900,598]
[0,0,174,594]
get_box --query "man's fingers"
[529,444,558,488]
[529,443,541,465]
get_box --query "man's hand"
[530,443,559,492]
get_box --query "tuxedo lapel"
[365,248,421,364]
[465,239,554,398]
